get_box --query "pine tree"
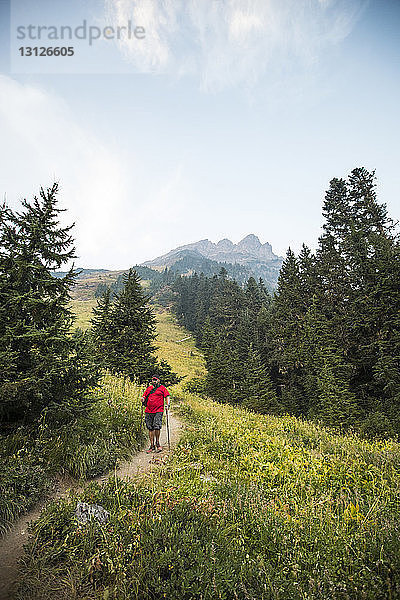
[0,184,98,424]
[242,277,263,352]
[245,277,263,317]
[268,248,308,415]
[194,273,212,346]
[345,168,400,409]
[206,341,238,403]
[255,304,272,361]
[314,168,400,429]
[304,301,358,427]
[173,276,190,327]
[208,276,246,342]
[200,316,217,361]
[314,354,359,428]
[298,245,317,310]
[242,348,280,414]
[102,269,156,381]
[258,278,272,306]
[92,269,180,384]
[91,287,113,368]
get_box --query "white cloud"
[229,10,264,41]
[0,75,130,268]
[105,0,366,90]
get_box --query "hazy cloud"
[0,75,197,268]
[105,0,366,90]
[0,75,129,268]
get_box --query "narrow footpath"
[0,411,183,600]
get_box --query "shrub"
[360,412,395,439]
[182,376,207,395]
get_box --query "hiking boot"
[146,446,155,454]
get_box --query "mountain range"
[143,234,280,266]
[143,234,283,287]
[58,235,284,293]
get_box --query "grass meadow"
[14,308,400,599]
[70,299,98,330]
[155,308,206,381]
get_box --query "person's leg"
[145,414,156,451]
[149,429,155,447]
[154,412,163,451]
[154,429,160,446]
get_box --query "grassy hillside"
[70,270,125,301]
[70,280,154,331]
[15,312,400,599]
[155,309,206,380]
[70,298,98,329]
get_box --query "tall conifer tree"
[268,249,308,414]
[242,348,280,414]
[92,269,179,384]
[0,184,98,424]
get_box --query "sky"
[0,0,399,269]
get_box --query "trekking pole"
[166,404,171,451]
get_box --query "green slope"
[16,310,400,600]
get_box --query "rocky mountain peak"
[237,234,262,253]
[142,234,282,272]
[216,238,234,250]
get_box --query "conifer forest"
[1,169,400,600]
[173,168,400,438]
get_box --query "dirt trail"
[0,410,182,600]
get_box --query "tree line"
[173,168,400,438]
[94,253,281,301]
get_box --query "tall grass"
[16,389,400,599]
[0,374,146,534]
[41,373,146,478]
[70,299,98,330]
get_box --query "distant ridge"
[143,234,282,268]
[52,268,110,279]
[142,234,283,288]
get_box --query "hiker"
[142,375,170,453]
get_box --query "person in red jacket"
[142,375,170,453]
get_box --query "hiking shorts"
[145,412,163,431]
